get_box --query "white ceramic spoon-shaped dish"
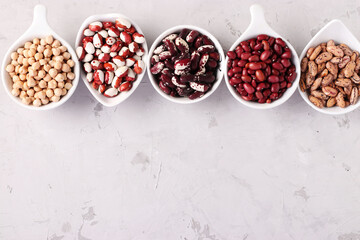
[224,4,301,109]
[75,14,148,107]
[147,25,225,104]
[1,4,80,110]
[298,19,360,115]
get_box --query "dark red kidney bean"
[241,94,254,101]
[248,62,262,70]
[232,67,242,73]
[177,87,193,96]
[287,72,297,82]
[237,87,247,96]
[270,92,279,100]
[272,62,283,70]
[251,79,257,88]
[237,60,247,67]
[275,38,286,47]
[241,75,251,82]
[188,91,204,100]
[190,51,201,70]
[255,91,264,99]
[268,75,280,83]
[164,59,174,70]
[255,70,265,81]
[271,54,278,62]
[288,65,296,73]
[159,81,171,94]
[229,77,242,86]
[197,73,216,83]
[241,52,252,60]
[263,89,271,97]
[281,51,292,59]
[232,59,239,68]
[265,66,271,76]
[280,81,287,89]
[161,75,176,88]
[227,68,234,77]
[252,51,261,56]
[164,39,177,56]
[248,55,260,62]
[202,35,213,45]
[249,39,256,50]
[256,82,266,91]
[240,41,251,52]
[260,62,267,69]
[274,44,283,55]
[247,69,255,75]
[281,59,291,68]
[227,51,236,59]
[179,28,190,39]
[268,37,275,46]
[242,69,248,76]
[260,50,271,61]
[186,30,200,43]
[227,59,232,68]
[254,43,263,51]
[234,73,242,78]
[258,97,267,103]
[271,83,280,92]
[257,34,268,41]
[243,83,255,94]
[262,40,270,50]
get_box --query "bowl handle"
[27,4,52,34]
[249,4,271,32]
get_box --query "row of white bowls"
[2,4,360,115]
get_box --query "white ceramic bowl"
[298,19,360,115]
[224,4,301,109]
[75,14,148,107]
[1,5,80,110]
[147,25,225,104]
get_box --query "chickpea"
[44,74,51,82]
[11,52,18,60]
[67,72,75,80]
[44,48,52,58]
[45,35,54,45]
[37,45,45,53]
[38,70,45,79]
[27,77,36,88]
[33,38,40,45]
[27,89,35,97]
[61,63,70,73]
[63,52,71,60]
[55,73,65,82]
[59,46,67,53]
[65,82,73,90]
[33,85,41,92]
[48,68,57,78]
[54,61,62,70]
[12,75,20,82]
[9,72,15,77]
[19,74,26,81]
[17,47,24,55]
[39,80,47,88]
[22,58,29,67]
[46,89,54,98]
[17,55,24,64]
[5,64,14,72]
[19,90,27,99]
[44,64,51,72]
[15,65,20,74]
[61,88,67,96]
[54,88,62,96]
[33,98,42,107]
[57,81,65,88]
[67,59,75,68]
[30,44,37,50]
[28,48,36,58]
[49,60,55,67]
[39,59,47,65]
[37,91,46,99]
[24,41,32,49]
[34,52,43,61]
[54,56,64,62]
[13,81,23,89]
[11,88,20,97]
[48,79,57,89]
[19,66,27,75]
[50,95,60,102]
[32,62,40,70]
[28,58,35,65]
[28,68,37,77]
[41,97,49,105]
[22,97,32,105]
[52,48,61,56]
[11,60,19,66]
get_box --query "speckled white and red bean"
[76,18,146,98]
[149,28,220,100]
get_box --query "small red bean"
[255,91,264,99]
[227,51,236,59]
[248,62,262,70]
[271,83,280,93]
[237,60,247,67]
[241,52,252,60]
[257,34,268,41]
[255,70,265,81]
[268,75,280,83]
[274,44,283,55]
[281,51,292,59]
[241,75,252,82]
[272,62,284,70]
[248,55,260,62]
[232,67,242,73]
[243,83,255,94]
[229,77,242,86]
[275,38,286,47]
[260,50,271,61]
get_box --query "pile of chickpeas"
[5,35,75,107]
